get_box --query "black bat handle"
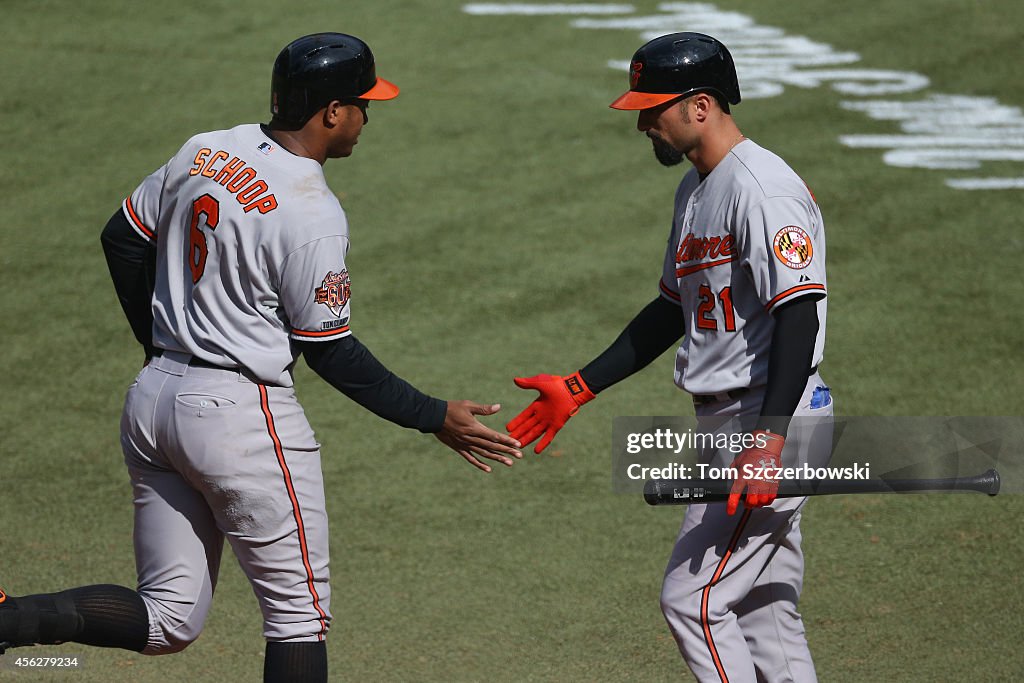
[643,469,1002,506]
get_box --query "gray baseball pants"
[120,351,331,654]
[661,372,833,682]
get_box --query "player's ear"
[693,93,714,122]
[322,100,344,127]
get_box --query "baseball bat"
[643,468,1001,506]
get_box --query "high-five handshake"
[501,373,786,514]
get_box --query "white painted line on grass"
[946,178,1024,190]
[839,135,1024,148]
[465,2,1024,188]
[463,3,634,15]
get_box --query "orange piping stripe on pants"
[258,384,328,640]
[700,507,753,683]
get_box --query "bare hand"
[435,401,523,473]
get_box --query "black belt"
[152,349,234,370]
[693,388,750,405]
[188,356,230,370]
[693,365,819,405]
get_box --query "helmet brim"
[360,77,400,101]
[609,90,683,110]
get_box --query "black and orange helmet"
[610,32,740,111]
[271,33,399,126]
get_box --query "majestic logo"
[314,270,351,317]
[630,60,644,89]
[773,226,813,269]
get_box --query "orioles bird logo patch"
[315,270,351,317]
[630,61,644,88]
[773,226,813,269]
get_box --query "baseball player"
[0,33,521,682]
[508,33,833,681]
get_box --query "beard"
[648,132,685,166]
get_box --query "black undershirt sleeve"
[299,336,447,434]
[579,296,686,394]
[100,208,157,359]
[756,296,821,437]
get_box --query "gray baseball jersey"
[123,123,353,387]
[658,139,827,396]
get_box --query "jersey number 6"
[188,194,221,284]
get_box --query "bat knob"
[644,479,664,506]
[986,468,1001,496]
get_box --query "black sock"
[264,641,328,683]
[0,585,148,652]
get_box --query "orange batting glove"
[727,430,786,515]
[506,372,595,454]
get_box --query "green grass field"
[2,1,1022,680]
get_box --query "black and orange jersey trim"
[258,385,329,641]
[659,278,681,302]
[122,196,156,242]
[291,325,350,339]
[765,283,826,313]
